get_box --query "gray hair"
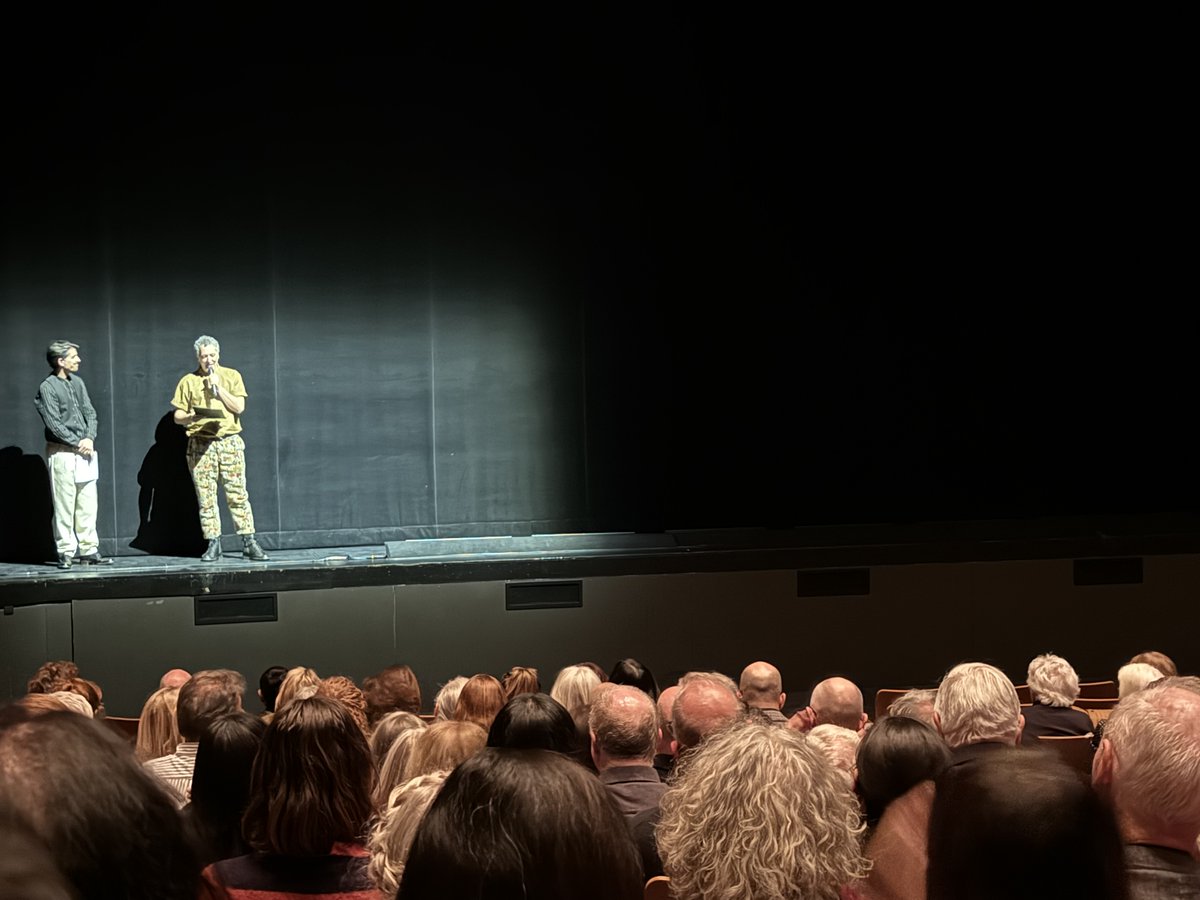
[46,340,78,369]
[193,335,220,356]
[1103,686,1200,837]
[887,688,938,726]
[806,724,860,787]
[1118,663,1164,699]
[1026,653,1080,708]
[589,684,658,761]
[934,662,1021,749]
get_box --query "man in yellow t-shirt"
[170,335,267,562]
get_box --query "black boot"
[242,535,268,561]
[201,538,222,562]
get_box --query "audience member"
[318,674,369,735]
[653,684,680,780]
[672,674,744,758]
[160,668,192,690]
[1118,662,1164,699]
[884,688,937,726]
[0,708,207,900]
[453,674,505,732]
[367,771,448,897]
[1023,652,1093,739]
[791,676,869,734]
[47,691,93,717]
[145,668,245,804]
[1092,681,1200,897]
[855,714,951,828]
[432,676,467,721]
[609,657,659,699]
[806,723,860,787]
[738,660,788,724]
[397,748,643,900]
[486,692,579,754]
[136,686,181,762]
[202,695,382,899]
[932,662,1023,761]
[13,693,85,717]
[927,747,1127,900]
[184,710,266,867]
[273,666,321,713]
[549,664,601,721]
[256,665,287,717]
[1127,650,1177,678]
[657,720,867,900]
[375,727,427,810]
[589,684,666,817]
[403,720,487,780]
[369,710,426,762]
[25,661,79,695]
[574,660,609,683]
[500,665,540,700]
[63,677,104,717]
[362,664,422,726]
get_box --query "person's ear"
[1092,737,1117,789]
[779,691,787,710]
[932,710,944,737]
[1014,713,1025,745]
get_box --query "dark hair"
[362,664,422,724]
[242,695,375,856]
[258,666,289,713]
[26,661,79,695]
[187,711,267,866]
[0,811,74,900]
[855,715,951,826]
[608,658,659,700]
[487,693,579,754]
[398,748,643,900]
[575,661,609,683]
[1128,650,1177,677]
[177,669,246,741]
[927,748,1128,900]
[0,708,204,899]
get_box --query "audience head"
[136,686,181,762]
[1093,683,1200,852]
[738,660,785,710]
[242,695,374,856]
[1128,650,1177,678]
[574,661,609,683]
[188,711,267,864]
[500,666,540,701]
[806,724,860,787]
[47,691,94,718]
[855,714,952,826]
[25,661,79,695]
[672,675,744,756]
[257,665,288,713]
[608,658,659,699]
[1117,662,1164,699]
[317,674,369,735]
[160,668,192,690]
[1027,653,1081,707]
[397,748,643,900]
[678,669,739,694]
[375,727,427,810]
[453,674,505,732]
[487,692,578,754]
[10,694,77,717]
[589,684,659,768]
[369,710,426,762]
[404,720,487,780]
[933,662,1023,749]
[362,664,422,725]
[928,748,1127,900]
[432,676,467,721]
[367,771,448,897]
[176,669,245,742]
[885,687,938,726]
[656,684,681,752]
[549,665,602,719]
[810,676,869,732]
[273,666,321,714]
[63,678,103,717]
[0,709,203,899]
[657,720,866,900]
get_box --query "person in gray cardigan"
[34,339,110,568]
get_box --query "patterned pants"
[187,434,256,539]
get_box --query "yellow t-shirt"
[171,366,247,439]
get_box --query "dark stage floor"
[5,513,1200,608]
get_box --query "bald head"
[672,677,744,754]
[159,669,191,690]
[739,661,785,710]
[656,684,680,754]
[810,677,867,732]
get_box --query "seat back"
[1071,696,1119,710]
[874,688,910,721]
[102,715,140,746]
[644,875,673,900]
[1014,684,1032,704]
[1077,680,1117,699]
[1036,734,1095,775]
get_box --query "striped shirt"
[144,741,198,806]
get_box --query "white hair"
[1104,686,1200,837]
[1026,653,1080,708]
[193,335,219,356]
[1118,663,1164,699]
[933,662,1021,749]
[806,724,860,787]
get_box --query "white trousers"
[48,445,99,557]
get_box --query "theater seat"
[1077,680,1117,698]
[102,715,139,745]
[874,689,910,721]
[644,875,673,900]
